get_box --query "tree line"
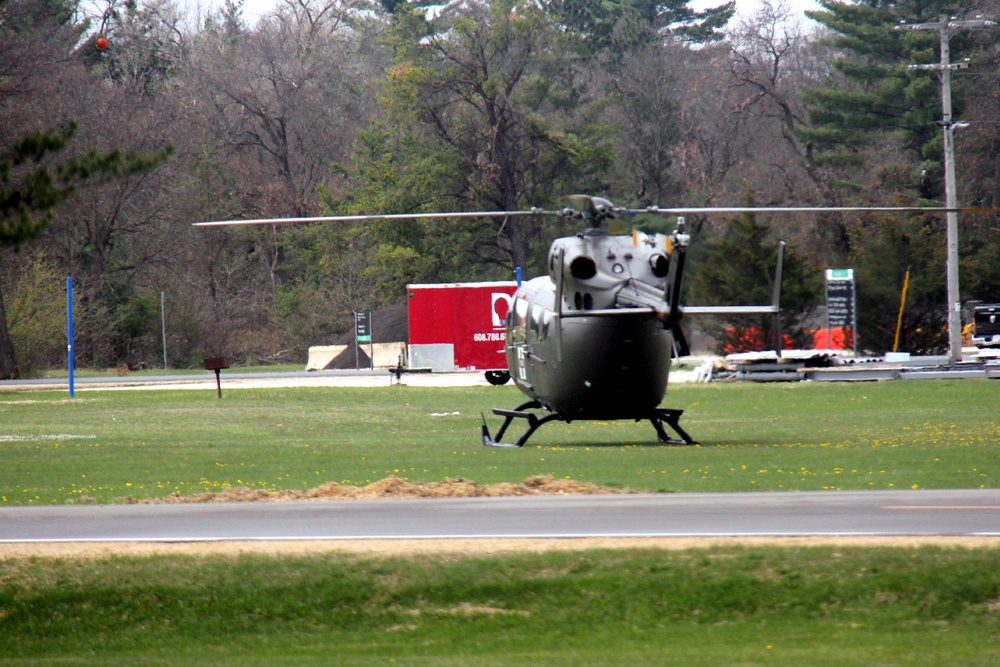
[2,0,999,376]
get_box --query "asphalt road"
[2,490,999,543]
[0,368,453,391]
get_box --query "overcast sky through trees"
[210,0,822,25]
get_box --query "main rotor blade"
[194,204,1000,227]
[193,209,557,227]
[626,206,1000,215]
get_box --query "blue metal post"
[67,277,74,398]
[516,266,522,287]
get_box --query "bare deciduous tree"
[728,0,828,203]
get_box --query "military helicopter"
[478,195,783,448]
[195,196,972,448]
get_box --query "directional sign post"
[825,269,856,356]
[355,311,373,371]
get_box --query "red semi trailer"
[406,281,518,384]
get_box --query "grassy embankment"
[2,546,1000,666]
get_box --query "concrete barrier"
[306,345,347,371]
[307,343,408,371]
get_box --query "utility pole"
[897,15,993,364]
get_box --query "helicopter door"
[511,296,530,382]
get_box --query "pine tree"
[800,0,965,204]
[546,0,735,52]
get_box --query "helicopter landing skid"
[481,401,698,448]
[481,401,563,448]
[648,407,698,445]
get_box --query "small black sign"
[826,281,854,328]
[355,311,372,343]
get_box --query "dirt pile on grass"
[141,475,628,504]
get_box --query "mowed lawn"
[0,378,997,504]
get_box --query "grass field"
[0,378,997,504]
[1,545,999,666]
[2,379,1000,665]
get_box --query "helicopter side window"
[513,297,529,345]
[528,304,543,343]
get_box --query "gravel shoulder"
[3,536,999,560]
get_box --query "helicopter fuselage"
[502,229,678,421]
[506,278,672,419]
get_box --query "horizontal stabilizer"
[683,305,779,315]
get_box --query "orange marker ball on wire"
[96,36,108,50]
